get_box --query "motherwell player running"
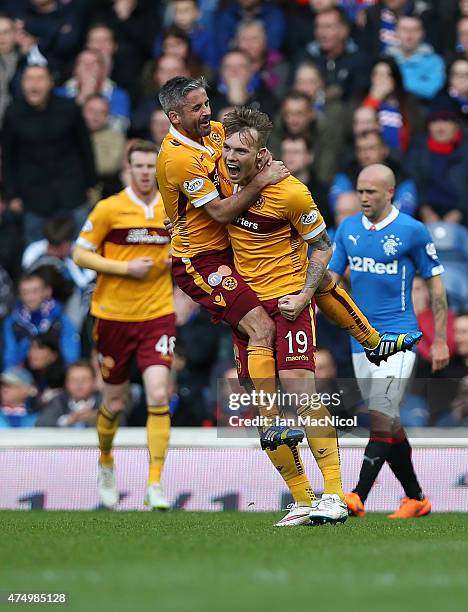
[73,141,175,510]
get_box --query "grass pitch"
[1,512,467,612]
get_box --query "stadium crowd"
[0,0,467,429]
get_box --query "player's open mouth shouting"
[226,162,241,180]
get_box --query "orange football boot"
[387,496,431,519]
[344,492,365,517]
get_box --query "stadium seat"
[427,222,468,264]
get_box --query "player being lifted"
[218,107,350,525]
[73,141,175,510]
[157,77,421,521]
[330,164,449,518]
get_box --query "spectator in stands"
[447,57,468,129]
[0,366,37,428]
[284,0,336,58]
[2,64,96,245]
[132,54,189,138]
[25,331,66,409]
[280,135,330,225]
[235,19,288,97]
[330,129,417,215]
[154,0,217,71]
[209,49,277,119]
[160,26,207,78]
[292,60,344,122]
[388,15,445,100]
[269,91,340,184]
[82,94,126,201]
[328,190,361,241]
[85,19,154,102]
[215,0,286,67]
[12,0,84,81]
[359,0,438,57]
[55,49,131,133]
[21,216,95,331]
[340,105,380,165]
[0,265,14,324]
[36,359,100,427]
[0,15,21,128]
[149,108,170,152]
[404,93,468,224]
[361,57,425,153]
[295,7,370,100]
[2,271,79,370]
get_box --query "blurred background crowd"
[0,0,467,429]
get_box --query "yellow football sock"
[97,404,120,467]
[298,402,344,499]
[147,406,171,484]
[265,444,316,506]
[315,278,380,348]
[247,345,279,420]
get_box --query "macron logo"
[348,256,398,274]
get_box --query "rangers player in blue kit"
[329,164,450,518]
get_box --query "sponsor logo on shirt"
[348,256,398,274]
[301,211,318,225]
[183,178,205,193]
[126,229,169,244]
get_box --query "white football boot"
[273,503,312,527]
[97,464,119,509]
[309,494,348,525]
[144,483,170,511]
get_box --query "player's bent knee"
[239,307,275,347]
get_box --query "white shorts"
[352,351,416,418]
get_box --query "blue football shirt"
[329,206,444,353]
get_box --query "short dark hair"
[281,134,312,152]
[223,106,273,148]
[127,139,159,162]
[316,6,350,28]
[283,90,313,107]
[87,22,115,41]
[44,216,75,246]
[83,93,109,107]
[19,271,49,288]
[158,75,208,114]
[67,360,96,378]
[355,129,385,145]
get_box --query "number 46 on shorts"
[155,334,176,356]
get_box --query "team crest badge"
[251,195,264,210]
[210,132,222,145]
[222,276,238,291]
[381,235,402,256]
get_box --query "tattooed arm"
[425,274,450,372]
[278,230,332,321]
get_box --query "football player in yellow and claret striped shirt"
[73,140,175,510]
